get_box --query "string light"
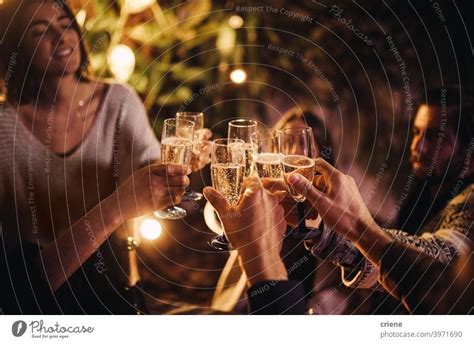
[107,44,136,82]
[230,69,247,84]
[75,9,87,27]
[139,218,163,240]
[216,27,236,56]
[228,15,244,29]
[123,0,155,14]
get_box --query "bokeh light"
[75,9,87,27]
[140,218,163,240]
[230,69,247,84]
[107,44,136,82]
[124,0,155,14]
[228,15,244,29]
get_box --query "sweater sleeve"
[307,185,474,292]
[115,84,161,184]
[377,240,474,314]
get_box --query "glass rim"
[278,126,313,135]
[228,119,258,128]
[212,138,245,146]
[164,117,195,128]
[176,111,204,118]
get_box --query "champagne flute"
[208,138,246,251]
[176,111,206,202]
[228,119,258,177]
[251,129,282,179]
[154,118,195,220]
[279,127,319,238]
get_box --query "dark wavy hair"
[0,0,90,103]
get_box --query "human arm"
[287,159,473,309]
[41,163,190,291]
[203,178,307,314]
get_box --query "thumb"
[203,186,230,214]
[287,173,325,206]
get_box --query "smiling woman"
[0,0,197,314]
[0,0,90,103]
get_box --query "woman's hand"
[190,129,212,172]
[203,178,288,285]
[117,163,190,219]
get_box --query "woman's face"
[20,2,81,77]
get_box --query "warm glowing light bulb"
[228,15,244,29]
[124,0,155,14]
[108,44,136,82]
[140,218,162,240]
[230,69,247,84]
[75,9,87,27]
[216,27,236,56]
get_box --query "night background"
[1,0,472,313]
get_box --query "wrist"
[353,221,393,266]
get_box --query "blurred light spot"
[228,15,244,29]
[75,9,87,27]
[230,69,246,84]
[216,27,236,56]
[108,44,135,82]
[124,0,154,14]
[218,63,228,72]
[140,218,162,240]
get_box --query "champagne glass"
[208,138,246,251]
[251,129,282,179]
[228,119,258,177]
[154,118,195,220]
[279,127,319,238]
[176,112,206,202]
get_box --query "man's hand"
[203,178,288,285]
[287,159,392,263]
[261,178,318,227]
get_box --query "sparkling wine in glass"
[279,127,318,238]
[228,119,258,177]
[251,129,283,179]
[208,138,246,251]
[154,118,194,220]
[176,111,206,202]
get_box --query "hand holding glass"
[154,118,194,220]
[176,112,206,201]
[208,138,246,251]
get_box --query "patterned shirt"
[308,182,474,293]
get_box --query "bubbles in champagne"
[281,155,315,202]
[243,145,254,177]
[161,137,193,166]
[192,128,208,154]
[211,163,245,206]
[254,153,283,179]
